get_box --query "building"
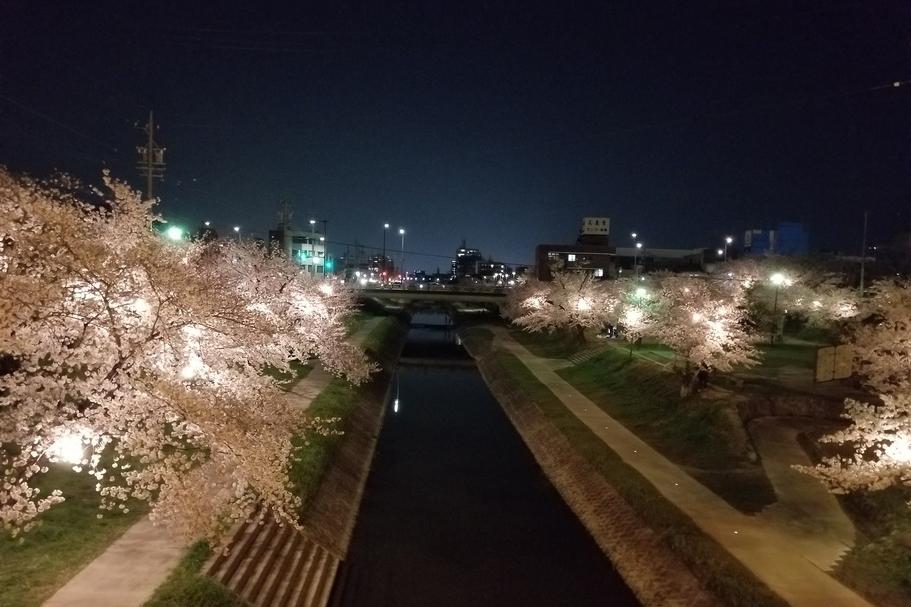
[268,213,327,275]
[535,217,614,280]
[535,243,615,280]
[744,222,809,256]
[452,242,483,280]
[613,246,707,274]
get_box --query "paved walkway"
[491,326,870,607]
[750,417,855,568]
[43,318,383,607]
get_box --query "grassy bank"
[493,349,787,607]
[509,328,587,359]
[146,315,404,606]
[558,348,775,512]
[144,542,247,607]
[0,466,145,607]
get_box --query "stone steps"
[567,346,606,365]
[206,513,339,607]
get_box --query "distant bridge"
[357,286,507,306]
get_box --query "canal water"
[331,313,638,606]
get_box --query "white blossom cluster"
[0,170,371,544]
[803,281,911,493]
[505,270,758,394]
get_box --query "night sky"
[2,1,908,269]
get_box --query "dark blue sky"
[1,1,908,269]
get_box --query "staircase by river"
[205,514,339,607]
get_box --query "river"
[330,312,638,606]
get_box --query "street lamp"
[399,227,406,277]
[165,226,183,241]
[634,242,643,278]
[204,220,211,227]
[233,225,240,243]
[769,272,789,344]
[724,236,733,261]
[382,223,390,281]
[717,248,724,257]
[309,219,317,275]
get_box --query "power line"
[0,92,120,153]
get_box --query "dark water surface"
[331,313,639,606]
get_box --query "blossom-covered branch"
[0,169,371,544]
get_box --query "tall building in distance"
[452,241,482,280]
[744,222,809,256]
[267,204,327,275]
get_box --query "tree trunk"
[574,325,587,343]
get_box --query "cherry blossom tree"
[647,274,759,396]
[504,271,620,341]
[802,280,911,494]
[721,257,858,337]
[0,169,371,544]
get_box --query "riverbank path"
[491,325,870,607]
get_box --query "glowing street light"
[717,248,724,257]
[49,430,89,465]
[723,236,734,261]
[769,272,790,344]
[382,223,390,281]
[233,225,241,243]
[635,287,648,299]
[204,220,211,227]
[165,225,184,241]
[634,242,643,278]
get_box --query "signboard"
[816,344,853,382]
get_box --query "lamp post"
[634,242,643,278]
[399,227,406,278]
[233,225,240,243]
[319,236,326,275]
[769,272,788,344]
[724,236,733,261]
[382,222,389,281]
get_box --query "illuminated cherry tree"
[648,274,758,396]
[0,169,371,544]
[721,258,858,333]
[504,271,620,340]
[803,281,911,493]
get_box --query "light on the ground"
[49,431,87,464]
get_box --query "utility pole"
[136,110,165,201]
[859,210,869,297]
